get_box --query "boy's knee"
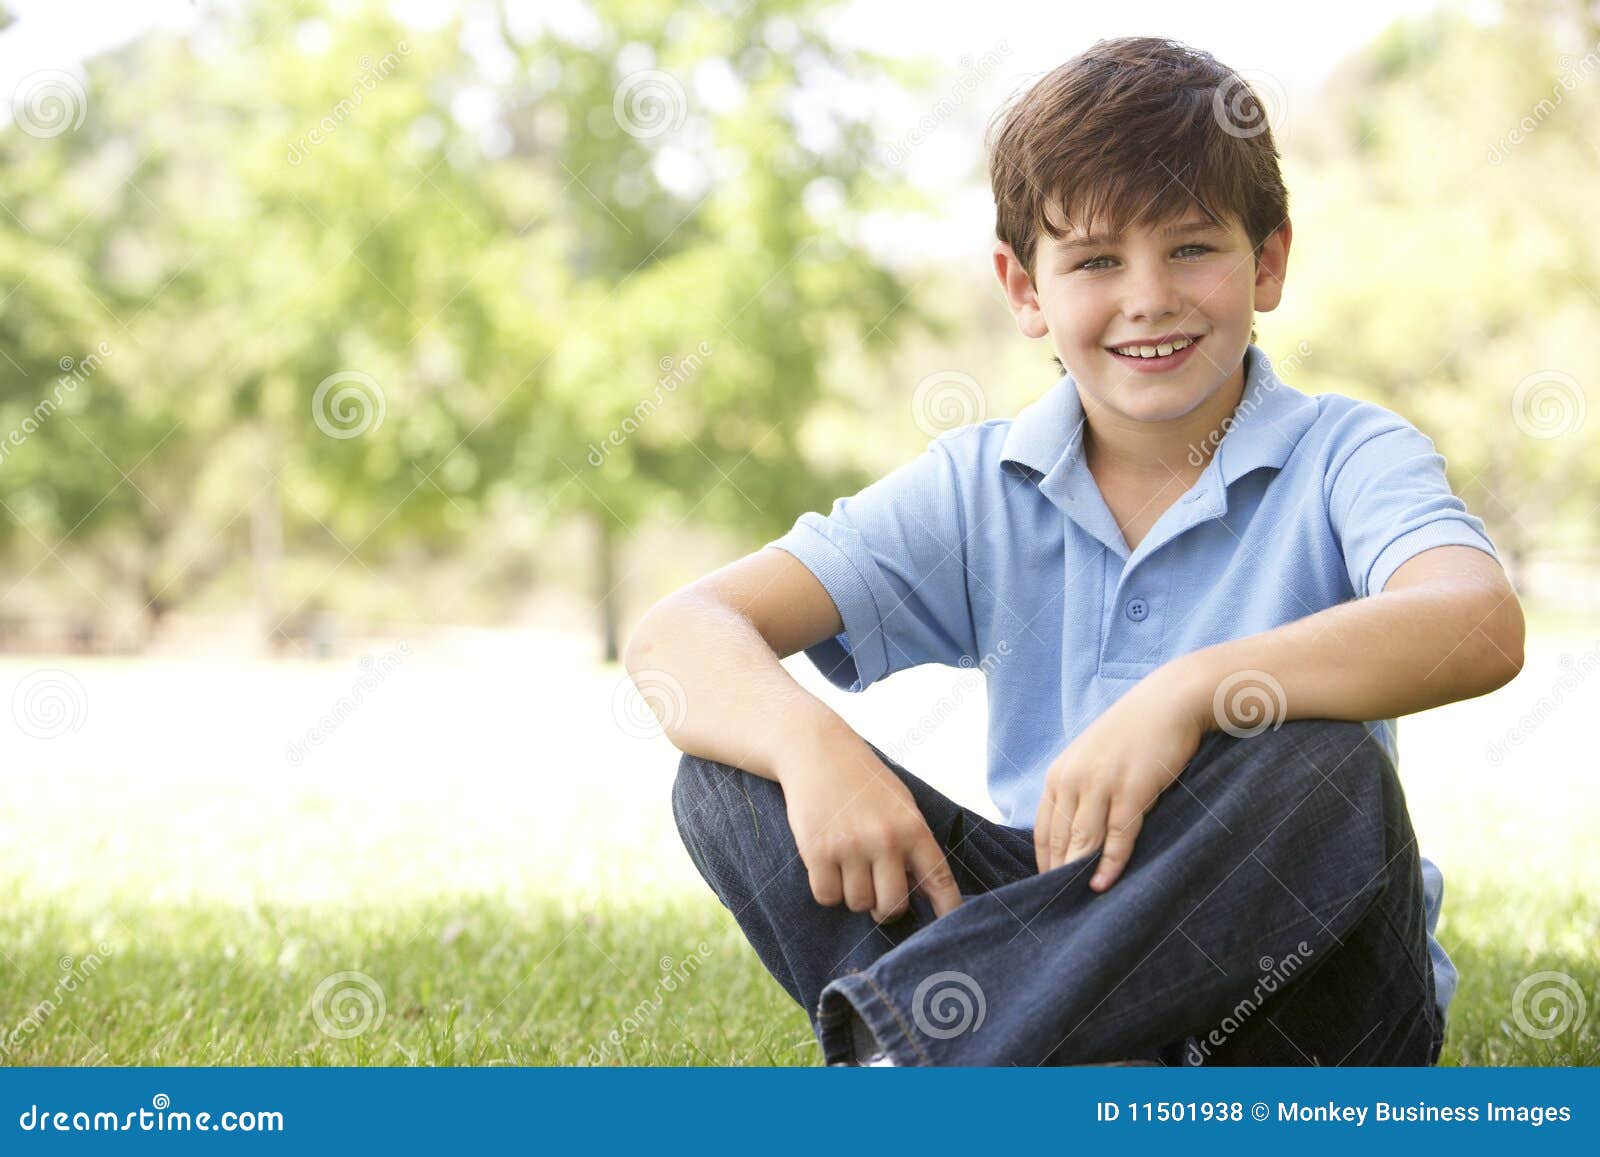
[671,751,776,843]
[1183,719,1405,874]
[671,752,725,839]
[1211,718,1394,800]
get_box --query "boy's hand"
[776,724,964,925]
[1034,663,1210,889]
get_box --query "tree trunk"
[251,428,283,655]
[594,512,620,663]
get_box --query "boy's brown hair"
[986,37,1288,284]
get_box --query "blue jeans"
[671,717,1444,1066]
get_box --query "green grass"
[0,894,813,1066]
[2,879,1593,1066]
[1,634,1595,1067]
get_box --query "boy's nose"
[1119,265,1184,325]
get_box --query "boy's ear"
[1252,219,1293,313]
[993,241,1050,339]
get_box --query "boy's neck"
[1082,354,1248,483]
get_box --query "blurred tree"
[0,3,542,646]
[0,0,932,660]
[1269,0,1600,587]
[486,0,932,658]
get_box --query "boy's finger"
[908,834,963,918]
[840,857,875,914]
[1061,790,1106,869]
[1049,787,1088,870]
[808,860,844,908]
[1092,808,1145,891]
[870,854,911,923]
[1043,788,1078,873]
[1033,789,1055,874]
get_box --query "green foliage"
[1268,4,1600,578]
[0,0,925,639]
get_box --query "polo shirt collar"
[999,344,1321,558]
[1000,343,1319,487]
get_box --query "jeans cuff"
[817,970,928,1066]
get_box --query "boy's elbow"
[623,591,697,672]
[623,605,667,673]
[1479,591,1526,689]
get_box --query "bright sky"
[1,0,1480,261]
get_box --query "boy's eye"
[1075,244,1213,271]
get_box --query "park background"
[0,0,1595,1065]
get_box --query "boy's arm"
[625,546,965,922]
[1038,545,1523,888]
[623,546,848,783]
[1166,544,1525,736]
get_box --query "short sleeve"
[1326,419,1500,598]
[764,437,978,692]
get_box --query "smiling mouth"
[1105,334,1203,362]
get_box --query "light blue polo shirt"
[765,343,1500,1023]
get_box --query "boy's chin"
[1092,377,1217,423]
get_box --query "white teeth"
[1112,336,1193,358]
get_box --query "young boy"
[625,37,1524,1066]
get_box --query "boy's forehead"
[1044,200,1235,245]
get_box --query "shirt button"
[1125,597,1149,622]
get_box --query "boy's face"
[993,206,1291,429]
